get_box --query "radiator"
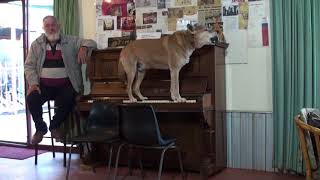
[226,111,274,171]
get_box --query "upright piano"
[76,43,228,178]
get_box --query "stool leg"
[48,101,56,158]
[66,144,74,180]
[64,141,67,167]
[51,136,55,158]
[35,144,38,165]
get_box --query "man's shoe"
[51,129,63,139]
[32,131,46,145]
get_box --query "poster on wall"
[247,0,265,48]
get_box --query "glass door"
[0,0,53,143]
[0,1,27,143]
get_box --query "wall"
[225,0,272,112]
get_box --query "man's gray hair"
[43,15,58,23]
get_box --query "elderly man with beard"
[24,15,97,144]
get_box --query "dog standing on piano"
[119,24,217,102]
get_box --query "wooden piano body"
[77,43,228,178]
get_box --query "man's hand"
[27,84,40,96]
[77,47,88,64]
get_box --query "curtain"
[53,0,79,36]
[271,0,320,174]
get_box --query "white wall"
[78,0,273,112]
[226,0,272,112]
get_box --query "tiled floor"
[0,152,304,180]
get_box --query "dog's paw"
[129,97,138,102]
[174,97,187,103]
[139,96,148,101]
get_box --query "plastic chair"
[66,101,119,180]
[295,114,320,180]
[113,104,185,180]
[34,100,68,167]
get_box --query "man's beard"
[45,32,60,42]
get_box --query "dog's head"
[187,24,218,49]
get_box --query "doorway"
[0,0,53,144]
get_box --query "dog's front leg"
[170,69,187,102]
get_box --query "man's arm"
[76,38,97,64]
[24,43,40,88]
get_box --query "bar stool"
[34,100,68,167]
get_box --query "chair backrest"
[295,115,320,179]
[85,101,119,136]
[119,104,163,146]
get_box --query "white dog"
[119,24,217,102]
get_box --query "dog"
[118,24,217,102]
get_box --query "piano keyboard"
[86,99,196,103]
[122,99,197,103]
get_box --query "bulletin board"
[95,0,269,64]
[221,0,268,64]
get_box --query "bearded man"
[24,15,97,144]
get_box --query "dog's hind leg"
[123,60,137,102]
[134,66,148,100]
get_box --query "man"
[24,15,97,144]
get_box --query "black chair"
[34,100,68,167]
[113,104,185,180]
[66,101,119,180]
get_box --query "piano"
[76,43,228,178]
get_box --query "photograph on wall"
[183,6,198,16]
[168,18,177,31]
[231,0,244,2]
[198,0,215,7]
[222,4,239,16]
[103,18,115,30]
[97,16,117,32]
[121,16,136,31]
[127,0,135,16]
[168,8,183,18]
[157,0,166,9]
[143,12,158,24]
[162,10,168,16]
[198,7,221,27]
[238,2,248,29]
[136,0,157,8]
[175,0,192,6]
[102,4,123,16]
[96,2,102,16]
[108,36,135,47]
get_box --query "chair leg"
[128,146,133,176]
[113,143,126,180]
[106,144,114,180]
[35,144,38,165]
[138,150,145,179]
[158,144,173,180]
[176,146,185,180]
[66,144,75,180]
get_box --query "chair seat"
[70,132,118,143]
[128,136,176,147]
[159,136,176,146]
